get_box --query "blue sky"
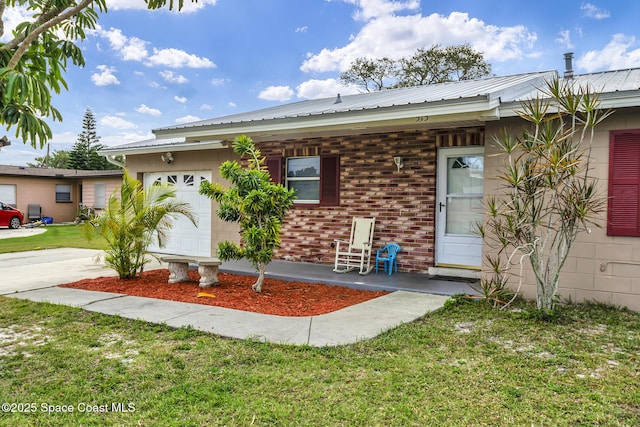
[0,0,637,165]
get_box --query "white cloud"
[301,11,536,73]
[121,37,149,61]
[91,65,120,86]
[556,30,573,49]
[581,3,611,19]
[106,0,218,13]
[146,48,216,68]
[0,5,32,42]
[258,85,295,102]
[94,28,148,61]
[92,27,215,69]
[338,0,420,21]
[228,102,237,108]
[200,104,213,110]
[148,81,165,89]
[174,96,188,103]
[100,115,136,130]
[296,79,360,99]
[211,78,228,86]
[577,34,640,72]
[136,104,162,116]
[295,26,309,33]
[100,131,155,147]
[175,115,202,124]
[160,70,189,84]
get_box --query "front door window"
[445,156,484,235]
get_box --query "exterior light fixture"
[161,152,174,164]
[393,156,404,172]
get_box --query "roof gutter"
[104,154,126,168]
[99,139,226,157]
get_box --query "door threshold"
[429,266,481,280]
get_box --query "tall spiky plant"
[481,78,612,311]
[85,170,196,279]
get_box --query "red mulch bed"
[59,269,389,317]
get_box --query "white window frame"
[285,156,320,204]
[55,184,72,203]
[94,183,106,209]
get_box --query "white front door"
[144,171,212,257]
[435,147,484,268]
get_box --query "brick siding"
[258,127,484,273]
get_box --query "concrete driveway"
[0,248,117,294]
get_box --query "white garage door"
[144,171,212,257]
[0,184,16,206]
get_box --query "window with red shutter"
[320,154,340,206]
[275,154,340,206]
[607,130,640,236]
[265,157,282,184]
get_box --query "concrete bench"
[159,256,222,288]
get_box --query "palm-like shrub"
[200,135,296,292]
[85,171,196,279]
[481,78,611,311]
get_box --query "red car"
[0,201,24,229]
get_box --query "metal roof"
[154,71,557,133]
[507,68,640,104]
[102,68,640,155]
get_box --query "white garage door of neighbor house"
[144,172,212,257]
[0,184,17,206]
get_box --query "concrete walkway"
[0,249,448,347]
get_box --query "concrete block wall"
[258,127,484,273]
[484,114,640,311]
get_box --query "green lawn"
[0,297,638,426]
[1,224,638,425]
[0,224,108,253]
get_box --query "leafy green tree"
[397,45,450,86]
[339,57,397,92]
[481,78,611,312]
[442,44,492,82]
[340,44,492,92]
[85,170,196,279]
[200,135,296,292]
[0,0,197,149]
[27,148,70,168]
[398,44,491,87]
[68,107,114,170]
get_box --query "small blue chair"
[375,243,401,275]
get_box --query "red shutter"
[608,130,640,236]
[320,154,340,206]
[265,157,282,184]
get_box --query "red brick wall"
[258,127,484,273]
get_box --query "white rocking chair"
[333,217,376,275]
